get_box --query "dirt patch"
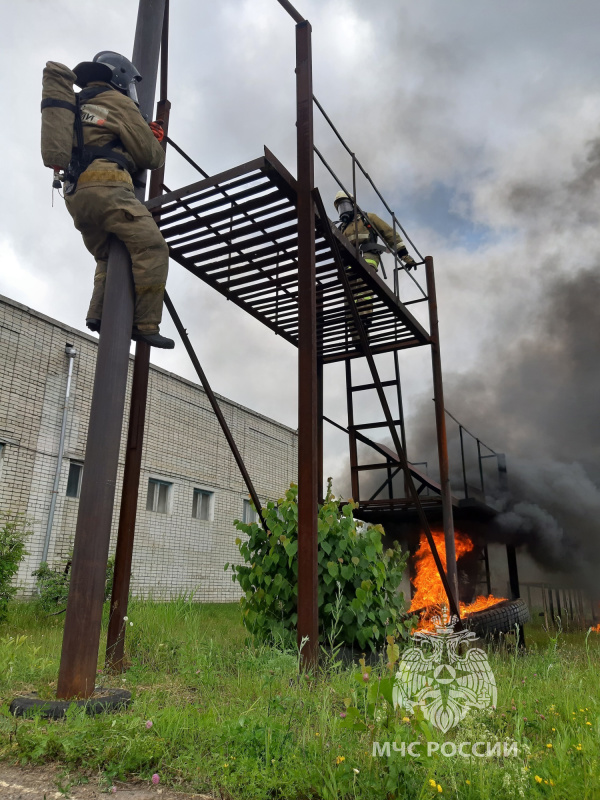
[0,763,214,799]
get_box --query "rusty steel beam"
[506,544,526,647]
[163,292,267,532]
[313,189,462,626]
[316,279,324,506]
[106,0,171,673]
[295,18,319,669]
[317,358,324,505]
[57,0,166,699]
[277,0,305,23]
[424,256,459,609]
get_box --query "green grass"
[0,600,599,798]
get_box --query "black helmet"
[73,51,142,104]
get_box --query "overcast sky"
[3,0,600,498]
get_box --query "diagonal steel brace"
[163,291,268,535]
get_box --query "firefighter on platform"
[44,52,173,348]
[333,191,416,332]
[333,191,416,272]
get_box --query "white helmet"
[334,190,352,210]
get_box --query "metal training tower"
[57,0,465,697]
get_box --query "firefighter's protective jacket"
[73,81,165,189]
[339,213,406,261]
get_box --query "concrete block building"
[0,294,297,601]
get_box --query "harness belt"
[58,86,136,192]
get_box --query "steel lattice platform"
[146,147,430,362]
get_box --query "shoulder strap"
[40,98,77,113]
[360,212,378,242]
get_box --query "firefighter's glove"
[403,254,417,271]
[149,121,165,142]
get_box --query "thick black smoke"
[437,268,600,587]
[405,135,600,590]
[335,131,600,592]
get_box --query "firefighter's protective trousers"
[60,81,168,333]
[66,181,169,333]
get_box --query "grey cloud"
[3,0,600,523]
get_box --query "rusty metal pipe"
[295,19,319,669]
[424,256,459,610]
[105,340,150,672]
[56,0,166,699]
[106,2,171,673]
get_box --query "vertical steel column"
[393,350,408,497]
[316,281,324,506]
[317,358,324,504]
[506,543,525,646]
[459,426,468,499]
[345,360,359,500]
[497,453,508,492]
[483,545,491,595]
[568,591,574,627]
[106,0,170,673]
[477,440,485,498]
[506,545,520,599]
[57,0,166,699]
[295,19,319,668]
[424,256,459,607]
[393,351,408,461]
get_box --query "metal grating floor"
[146,147,430,362]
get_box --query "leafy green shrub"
[32,552,115,613]
[0,512,31,622]
[227,482,411,652]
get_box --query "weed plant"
[32,553,115,614]
[229,482,411,652]
[0,513,31,623]
[0,601,598,798]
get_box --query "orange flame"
[591,624,600,633]
[408,531,506,630]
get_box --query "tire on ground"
[463,598,530,638]
[9,688,131,719]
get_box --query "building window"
[243,498,259,524]
[66,461,83,498]
[192,488,213,521]
[147,478,172,514]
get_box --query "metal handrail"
[313,145,428,300]
[313,94,424,263]
[442,407,504,501]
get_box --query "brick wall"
[0,294,297,601]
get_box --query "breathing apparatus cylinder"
[40,61,78,170]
